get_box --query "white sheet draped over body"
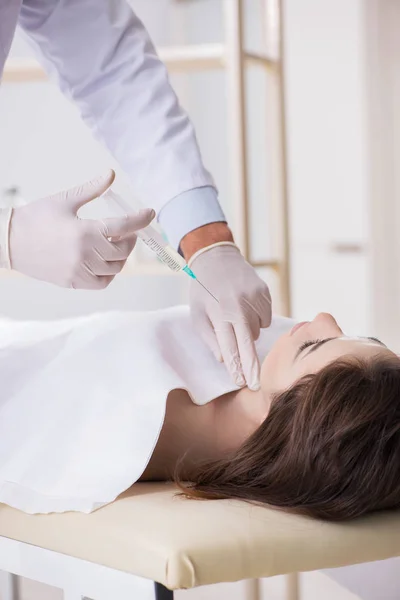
[0,306,294,515]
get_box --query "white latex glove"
[189,242,272,391]
[6,170,155,289]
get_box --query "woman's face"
[261,312,397,396]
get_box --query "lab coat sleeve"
[158,186,226,249]
[18,0,226,245]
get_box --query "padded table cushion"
[0,483,399,590]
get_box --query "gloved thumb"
[101,208,156,240]
[63,169,115,213]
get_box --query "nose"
[313,312,343,333]
[313,312,334,322]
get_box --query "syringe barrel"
[136,226,186,272]
[102,189,187,273]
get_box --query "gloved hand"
[189,242,272,391]
[6,170,155,289]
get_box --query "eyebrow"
[295,336,386,361]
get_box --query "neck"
[211,386,269,456]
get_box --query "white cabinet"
[291,247,369,335]
[284,0,370,332]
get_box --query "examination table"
[0,483,399,600]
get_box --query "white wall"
[364,0,400,351]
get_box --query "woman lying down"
[0,305,399,519]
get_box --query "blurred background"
[1,0,399,598]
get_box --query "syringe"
[102,189,219,302]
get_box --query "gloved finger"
[90,275,115,290]
[194,313,223,362]
[92,259,126,277]
[63,169,115,212]
[96,234,137,261]
[245,305,262,341]
[98,208,155,239]
[214,321,245,387]
[258,288,273,328]
[71,273,114,290]
[234,321,261,391]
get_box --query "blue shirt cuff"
[157,186,226,249]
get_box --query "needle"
[196,278,219,303]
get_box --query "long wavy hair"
[177,356,400,521]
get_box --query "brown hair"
[178,356,400,521]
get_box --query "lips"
[290,321,309,336]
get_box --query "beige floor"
[3,571,359,600]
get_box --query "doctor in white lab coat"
[0,0,272,391]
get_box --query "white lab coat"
[0,0,225,247]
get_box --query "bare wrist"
[180,223,234,261]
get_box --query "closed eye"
[298,339,323,353]
[295,335,387,361]
[366,336,386,346]
[295,337,336,360]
